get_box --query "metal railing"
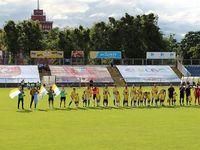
[1,57,200,66]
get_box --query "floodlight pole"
[37,0,40,10]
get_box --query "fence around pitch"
[0,78,40,88]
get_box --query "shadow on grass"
[38,109,48,112]
[16,109,32,113]
[15,105,200,113]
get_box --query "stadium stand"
[171,66,183,79]
[116,65,181,85]
[107,66,126,86]
[0,65,40,84]
[49,65,114,85]
[185,66,200,77]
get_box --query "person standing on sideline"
[85,87,92,107]
[20,80,25,90]
[82,91,87,107]
[151,84,158,106]
[47,86,55,109]
[130,85,137,107]
[74,93,80,108]
[159,89,166,106]
[103,85,110,107]
[112,85,118,106]
[194,85,200,105]
[123,85,129,107]
[137,85,143,106]
[60,86,67,108]
[179,84,185,106]
[185,83,191,105]
[92,86,99,107]
[30,87,37,109]
[69,88,77,107]
[18,87,25,109]
[168,84,175,106]
[115,91,121,107]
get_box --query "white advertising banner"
[0,65,40,83]
[117,65,181,83]
[147,52,176,59]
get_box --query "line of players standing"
[59,83,200,108]
[17,80,200,109]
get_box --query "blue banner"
[95,51,122,59]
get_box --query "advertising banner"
[71,50,84,58]
[49,65,114,83]
[90,51,122,59]
[117,65,181,83]
[0,65,40,83]
[147,52,176,59]
[30,51,64,58]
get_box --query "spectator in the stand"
[89,79,94,87]
[27,82,31,90]
[20,80,25,90]
[110,60,114,68]
[192,80,196,87]
[36,81,40,90]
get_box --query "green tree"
[43,27,60,50]
[17,20,43,55]
[180,31,200,58]
[4,21,19,56]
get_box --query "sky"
[0,0,200,40]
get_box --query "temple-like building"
[31,0,53,30]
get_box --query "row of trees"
[0,13,199,60]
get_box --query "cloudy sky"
[0,0,200,40]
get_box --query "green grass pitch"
[1,86,200,150]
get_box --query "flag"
[39,85,47,100]
[9,88,20,99]
[52,84,61,97]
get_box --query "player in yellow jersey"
[130,85,137,107]
[135,92,139,107]
[85,86,92,107]
[123,86,129,107]
[143,92,148,106]
[154,91,159,107]
[159,89,166,106]
[96,93,101,107]
[115,91,121,107]
[145,92,151,107]
[137,85,143,106]
[151,84,158,106]
[82,91,87,107]
[113,85,118,106]
[74,93,80,107]
[103,85,110,107]
[69,88,77,107]
[143,91,151,106]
